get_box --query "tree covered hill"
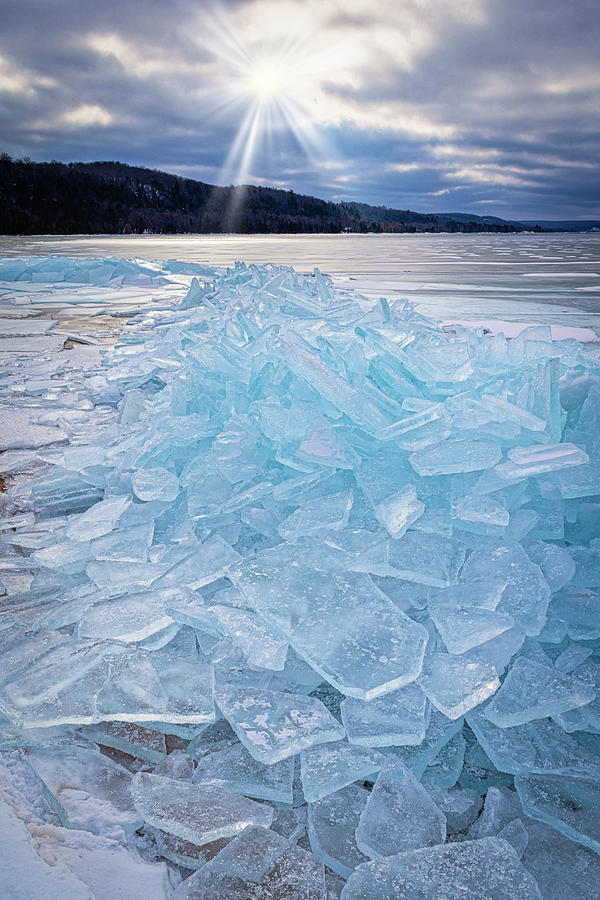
[0,156,526,235]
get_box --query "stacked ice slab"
[1,257,600,899]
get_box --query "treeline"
[0,156,525,235]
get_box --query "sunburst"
[197,7,338,190]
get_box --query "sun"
[247,58,285,101]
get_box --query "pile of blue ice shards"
[1,258,600,899]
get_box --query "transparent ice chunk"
[385,532,466,588]
[65,495,131,541]
[525,540,575,592]
[132,772,273,845]
[192,742,294,804]
[467,785,523,840]
[340,683,428,748]
[483,655,595,727]
[460,543,550,636]
[391,707,462,780]
[495,442,589,481]
[258,844,327,899]
[300,740,389,803]
[425,785,482,834]
[409,437,502,476]
[553,659,600,733]
[82,721,166,763]
[373,485,425,539]
[25,744,141,834]
[278,490,353,540]
[1,639,215,728]
[90,521,154,563]
[200,825,291,881]
[307,783,370,879]
[355,762,446,858]
[421,730,465,788]
[216,683,345,764]
[150,829,230,870]
[173,833,325,898]
[467,709,600,778]
[167,593,288,671]
[342,836,542,899]
[497,818,528,858]
[77,591,174,643]
[521,819,600,900]
[430,605,514,654]
[231,539,428,699]
[132,466,179,501]
[418,651,500,720]
[516,773,600,855]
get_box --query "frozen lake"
[1,231,599,336]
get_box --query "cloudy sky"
[1,0,598,219]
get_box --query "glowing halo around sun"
[247,58,286,100]
[196,7,340,190]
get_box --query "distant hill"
[518,220,600,233]
[436,212,517,226]
[0,155,530,235]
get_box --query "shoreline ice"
[0,255,599,898]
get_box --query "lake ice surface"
[1,232,599,337]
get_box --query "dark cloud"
[0,0,598,219]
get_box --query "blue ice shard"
[82,721,166,763]
[516,773,600,855]
[430,605,514,654]
[308,783,370,879]
[372,485,425,539]
[521,819,600,900]
[467,709,600,778]
[342,837,542,899]
[391,707,463,780]
[1,639,215,727]
[192,742,294,804]
[132,466,180,501]
[77,591,174,642]
[25,744,142,834]
[385,532,466,588]
[418,651,500,719]
[355,763,446,858]
[340,683,428,748]
[553,659,600,733]
[409,437,502,476]
[278,490,353,540]
[421,730,466,788]
[300,740,389,803]
[483,655,595,727]
[167,591,288,670]
[172,831,325,898]
[132,772,273,845]
[425,785,482,834]
[460,543,550,636]
[495,442,589,481]
[65,495,131,541]
[215,683,345,764]
[231,538,428,699]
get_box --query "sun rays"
[195,5,339,192]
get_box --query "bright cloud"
[0,55,55,95]
[61,104,113,127]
